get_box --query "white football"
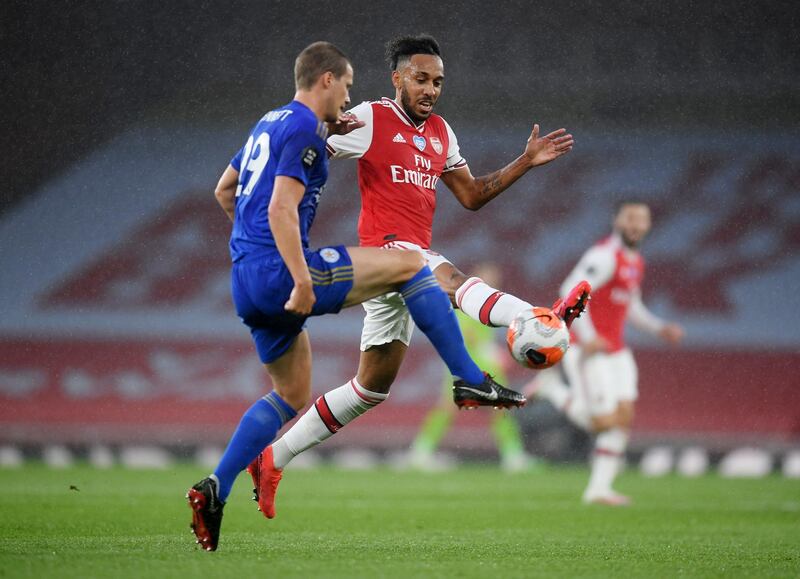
[506,306,569,369]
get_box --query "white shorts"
[536,346,638,417]
[580,347,638,416]
[360,241,452,351]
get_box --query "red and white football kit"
[328,98,504,351]
[539,233,665,416]
[327,97,466,249]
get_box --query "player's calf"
[257,378,390,519]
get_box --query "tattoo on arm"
[476,162,517,202]
[473,155,531,205]
[478,171,504,197]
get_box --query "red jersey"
[326,98,467,248]
[564,235,648,353]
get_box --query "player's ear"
[391,70,402,89]
[320,71,333,88]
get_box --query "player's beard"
[399,87,431,126]
[620,231,642,249]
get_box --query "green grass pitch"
[0,464,798,578]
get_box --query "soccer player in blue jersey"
[187,41,525,552]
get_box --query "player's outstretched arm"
[441,124,574,211]
[628,290,684,345]
[659,323,685,345]
[523,124,574,167]
[326,111,365,136]
[269,176,316,316]
[214,165,239,222]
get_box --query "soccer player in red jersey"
[248,35,589,517]
[527,201,684,505]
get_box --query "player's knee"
[591,414,617,432]
[404,251,426,276]
[283,391,311,411]
[618,403,635,427]
[392,251,426,284]
[274,383,312,411]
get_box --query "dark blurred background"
[3,0,798,212]
[1,1,798,466]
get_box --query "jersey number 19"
[235,132,271,197]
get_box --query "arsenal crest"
[413,135,426,152]
[430,136,443,155]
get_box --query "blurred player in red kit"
[527,201,684,505]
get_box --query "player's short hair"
[385,34,441,70]
[294,41,350,91]
[614,199,650,215]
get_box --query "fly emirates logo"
[390,154,440,190]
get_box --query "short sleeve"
[230,146,244,171]
[559,244,616,296]
[442,118,467,172]
[326,101,374,160]
[275,122,323,186]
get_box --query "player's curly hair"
[385,34,441,70]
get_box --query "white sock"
[527,374,591,431]
[544,385,591,431]
[535,377,569,409]
[271,378,387,469]
[585,428,629,497]
[454,277,532,327]
[565,395,591,431]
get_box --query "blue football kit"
[229,100,354,363]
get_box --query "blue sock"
[213,391,297,502]
[399,266,485,386]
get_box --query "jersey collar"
[382,97,426,132]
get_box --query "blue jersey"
[229,100,329,262]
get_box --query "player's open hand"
[285,282,316,316]
[327,112,365,136]
[659,323,684,345]
[524,124,574,167]
[582,337,610,357]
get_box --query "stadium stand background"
[2,1,798,463]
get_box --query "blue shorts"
[231,245,354,363]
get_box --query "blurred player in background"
[527,200,684,505]
[187,41,521,551]
[408,263,534,472]
[253,34,589,519]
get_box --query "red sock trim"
[479,291,505,326]
[314,396,343,434]
[594,447,623,458]
[455,278,482,309]
[350,380,383,406]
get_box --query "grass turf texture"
[0,464,798,578]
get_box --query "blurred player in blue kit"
[186,41,524,551]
